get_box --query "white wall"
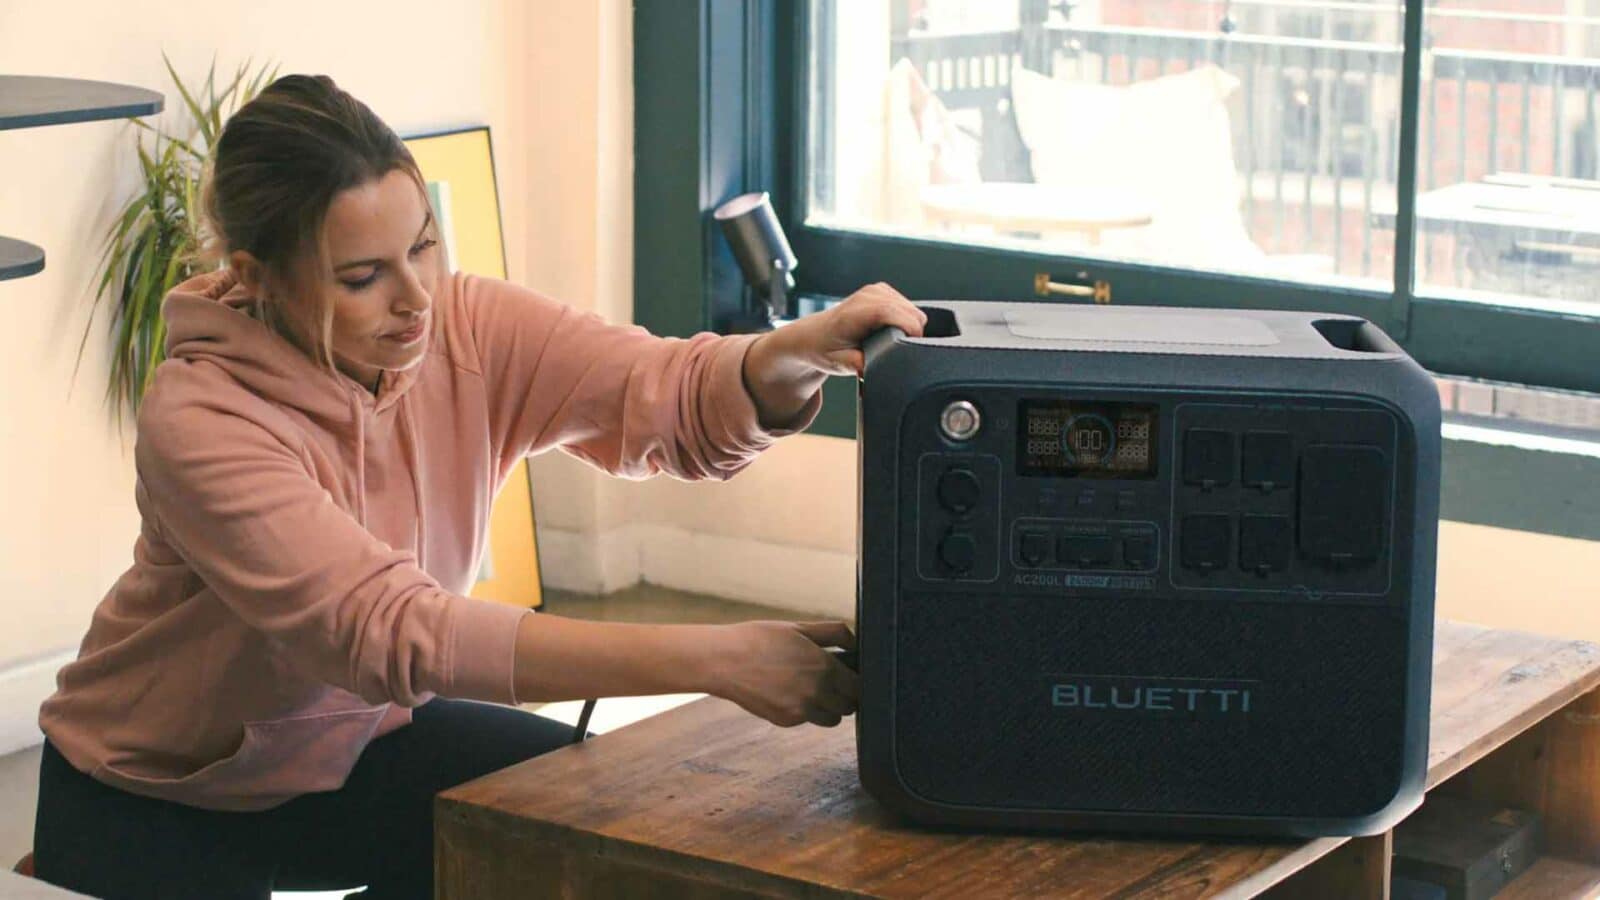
[517,0,637,573]
[520,0,865,617]
[0,0,532,753]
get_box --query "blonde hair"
[199,74,430,370]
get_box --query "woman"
[33,74,925,899]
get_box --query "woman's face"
[316,169,441,388]
[236,168,442,390]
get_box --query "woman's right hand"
[707,620,859,728]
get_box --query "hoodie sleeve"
[134,393,529,708]
[458,274,821,480]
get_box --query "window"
[806,0,1405,290]
[633,0,1600,418]
[803,0,1598,394]
[1416,2,1600,314]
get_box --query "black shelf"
[2,75,162,283]
[0,235,45,281]
[1,75,162,131]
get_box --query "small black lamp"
[714,191,798,323]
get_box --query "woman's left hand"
[772,282,927,378]
[742,283,926,428]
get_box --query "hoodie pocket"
[95,705,389,808]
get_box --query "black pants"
[33,698,574,899]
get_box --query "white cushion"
[1011,64,1264,267]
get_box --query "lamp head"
[714,191,798,322]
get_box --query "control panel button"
[1059,535,1113,569]
[938,531,977,572]
[1299,445,1387,567]
[1242,432,1294,493]
[1180,514,1232,572]
[939,400,981,442]
[1183,429,1235,489]
[936,468,981,515]
[1122,535,1155,570]
[1018,531,1050,567]
[1239,515,1292,575]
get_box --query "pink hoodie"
[39,268,818,811]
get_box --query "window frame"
[634,0,1600,430]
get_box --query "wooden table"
[1370,173,1600,303]
[919,183,1153,246]
[437,622,1600,898]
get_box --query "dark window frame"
[638,0,1597,402]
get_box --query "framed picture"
[403,126,544,610]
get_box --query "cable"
[567,649,853,744]
[572,698,597,744]
[530,602,597,744]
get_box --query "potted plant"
[78,55,276,419]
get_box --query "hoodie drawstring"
[348,377,425,560]
[350,389,369,526]
[398,400,426,560]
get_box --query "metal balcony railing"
[887,22,1600,287]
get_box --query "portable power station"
[855,301,1441,838]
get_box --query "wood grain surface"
[438,622,1600,899]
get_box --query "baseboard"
[637,525,855,619]
[536,523,856,619]
[0,651,72,757]
[535,522,642,596]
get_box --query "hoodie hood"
[161,268,431,533]
[161,269,422,428]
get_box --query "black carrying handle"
[1311,317,1404,354]
[1352,320,1404,354]
[861,325,904,375]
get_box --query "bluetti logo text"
[1050,676,1259,717]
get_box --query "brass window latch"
[1034,272,1112,304]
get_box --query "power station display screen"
[1019,401,1159,478]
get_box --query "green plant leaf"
[163,52,211,147]
[212,62,249,140]
[74,192,145,390]
[242,61,279,110]
[85,53,277,416]
[129,118,202,160]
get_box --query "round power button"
[940,400,981,442]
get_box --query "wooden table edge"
[436,625,1600,899]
